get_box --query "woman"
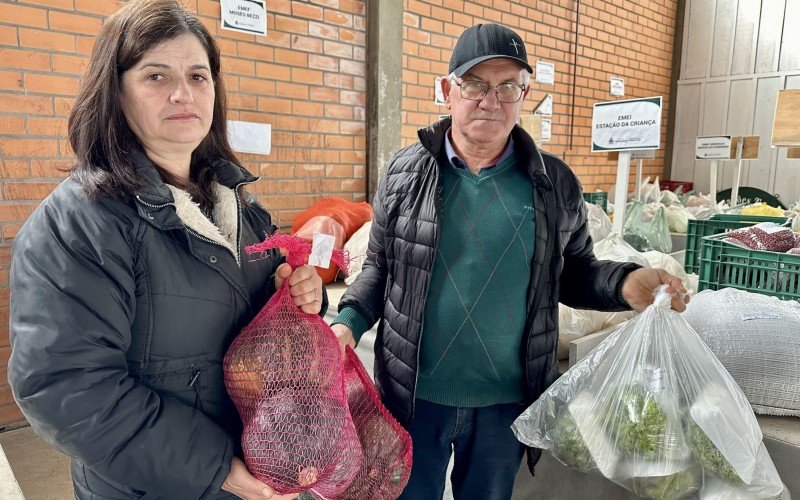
[8,1,316,498]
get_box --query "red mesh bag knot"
[223,234,360,498]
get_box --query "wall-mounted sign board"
[535,61,554,85]
[541,119,551,142]
[534,94,553,116]
[221,0,267,36]
[228,120,271,155]
[610,77,624,96]
[771,89,800,147]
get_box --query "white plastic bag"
[593,233,650,268]
[513,287,788,500]
[683,288,800,417]
[664,206,695,234]
[557,305,636,360]
[641,251,689,286]
[639,176,662,204]
[686,193,716,208]
[586,201,612,244]
[343,221,372,285]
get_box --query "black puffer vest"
[339,118,637,474]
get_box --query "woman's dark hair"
[68,0,237,208]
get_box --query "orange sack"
[292,197,373,284]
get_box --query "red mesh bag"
[294,216,346,285]
[339,347,413,499]
[223,234,362,498]
[291,196,373,241]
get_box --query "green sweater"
[336,153,535,407]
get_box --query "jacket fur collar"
[166,183,239,262]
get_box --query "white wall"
[672,0,800,205]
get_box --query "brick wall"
[0,0,366,428]
[401,0,678,191]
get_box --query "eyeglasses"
[454,79,526,103]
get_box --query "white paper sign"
[434,76,445,104]
[591,96,662,152]
[309,233,335,269]
[541,119,551,142]
[534,94,553,116]
[741,311,782,321]
[535,61,554,85]
[227,120,271,156]
[610,77,625,96]
[695,135,732,159]
[221,0,267,36]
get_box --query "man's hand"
[274,263,323,314]
[620,268,689,313]
[221,457,298,500]
[330,323,355,356]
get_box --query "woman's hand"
[221,457,298,499]
[274,263,323,314]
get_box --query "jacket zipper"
[410,168,443,422]
[135,193,242,263]
[232,180,256,265]
[188,363,204,412]
[135,195,173,210]
[523,173,556,397]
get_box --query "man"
[331,23,687,499]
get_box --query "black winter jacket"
[8,153,292,499]
[339,118,639,474]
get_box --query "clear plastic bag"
[593,233,651,268]
[664,206,695,234]
[640,176,662,204]
[587,201,612,244]
[513,286,789,500]
[624,201,672,253]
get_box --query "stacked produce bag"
[513,286,788,499]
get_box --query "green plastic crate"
[698,233,800,300]
[683,214,791,274]
[583,191,608,212]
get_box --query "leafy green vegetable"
[630,467,700,500]
[614,386,668,458]
[551,411,597,473]
[690,424,744,485]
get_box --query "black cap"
[449,23,533,77]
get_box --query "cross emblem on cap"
[510,39,520,54]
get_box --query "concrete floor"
[0,425,73,499]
